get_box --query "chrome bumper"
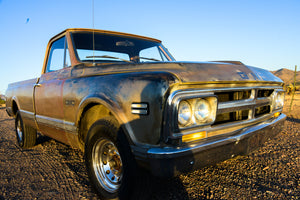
[133,113,286,177]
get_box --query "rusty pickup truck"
[6,28,286,199]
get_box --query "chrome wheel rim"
[92,138,123,193]
[16,118,23,144]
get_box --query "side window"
[139,46,168,62]
[46,36,71,72]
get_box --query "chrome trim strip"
[131,103,148,109]
[20,110,35,121]
[217,97,271,114]
[35,114,77,134]
[131,109,148,115]
[168,86,279,101]
[255,97,272,106]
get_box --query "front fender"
[76,94,138,145]
[72,71,178,147]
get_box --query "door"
[34,36,72,144]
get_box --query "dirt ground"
[0,94,299,200]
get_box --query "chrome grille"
[215,90,251,102]
[215,88,274,125]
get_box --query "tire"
[15,111,37,148]
[84,117,147,200]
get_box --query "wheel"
[85,117,147,200]
[85,117,132,199]
[15,110,37,148]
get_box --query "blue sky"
[0,0,299,94]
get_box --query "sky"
[0,0,299,94]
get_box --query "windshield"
[71,32,175,63]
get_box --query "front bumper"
[133,113,286,177]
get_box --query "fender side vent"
[131,103,149,115]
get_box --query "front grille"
[255,105,271,117]
[257,89,273,98]
[214,88,274,125]
[215,90,251,102]
[215,109,249,125]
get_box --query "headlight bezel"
[176,95,218,129]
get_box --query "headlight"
[177,96,217,128]
[275,91,285,109]
[178,101,192,126]
[274,91,284,110]
[194,99,211,122]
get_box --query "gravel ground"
[0,97,299,199]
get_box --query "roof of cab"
[49,28,162,43]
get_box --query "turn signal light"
[274,112,280,118]
[182,131,206,143]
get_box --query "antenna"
[92,0,95,65]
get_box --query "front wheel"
[84,117,150,200]
[92,137,123,193]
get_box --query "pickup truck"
[6,28,286,199]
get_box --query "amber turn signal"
[274,112,280,118]
[182,131,206,143]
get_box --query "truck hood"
[75,61,283,83]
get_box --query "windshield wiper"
[86,55,132,63]
[135,56,161,62]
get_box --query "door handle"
[34,83,42,87]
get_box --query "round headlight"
[275,92,285,109]
[178,101,192,126]
[194,99,211,122]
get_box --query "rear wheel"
[15,111,37,148]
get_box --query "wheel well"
[78,104,113,150]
